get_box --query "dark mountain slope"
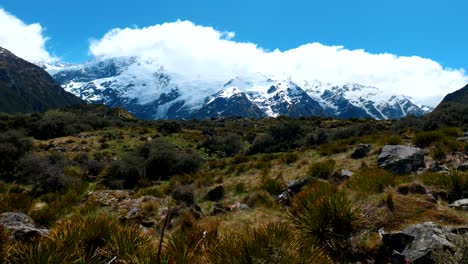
[428,84,468,128]
[0,47,83,114]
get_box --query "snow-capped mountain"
[47,56,432,120]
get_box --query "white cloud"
[90,20,468,106]
[0,8,54,62]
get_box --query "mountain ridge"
[44,56,431,120]
[0,47,84,114]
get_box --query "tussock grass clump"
[206,223,332,264]
[288,181,359,257]
[420,170,468,201]
[307,159,336,180]
[260,177,284,196]
[412,131,444,148]
[346,168,396,194]
[242,190,276,209]
[5,214,156,263]
[386,135,402,145]
[318,143,348,156]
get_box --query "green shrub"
[233,182,246,194]
[0,130,32,179]
[318,143,348,156]
[18,153,80,194]
[387,135,402,145]
[346,168,396,194]
[438,127,463,137]
[280,152,299,164]
[288,181,358,257]
[430,144,447,161]
[103,156,142,189]
[246,133,274,155]
[139,139,203,181]
[412,131,443,148]
[307,159,336,180]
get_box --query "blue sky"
[1,0,467,68]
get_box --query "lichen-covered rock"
[382,222,467,264]
[0,212,49,241]
[378,145,426,174]
[83,190,133,206]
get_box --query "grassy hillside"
[0,105,467,263]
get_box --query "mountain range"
[45,56,432,120]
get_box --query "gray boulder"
[378,145,426,174]
[382,222,466,263]
[0,212,49,241]
[351,144,371,159]
[449,199,468,211]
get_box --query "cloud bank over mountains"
[0,9,55,62]
[89,20,468,106]
[1,8,466,106]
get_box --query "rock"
[444,152,468,169]
[351,144,371,159]
[448,199,468,211]
[381,222,465,264]
[0,212,49,241]
[276,178,310,205]
[329,169,353,185]
[427,161,449,172]
[378,145,426,174]
[458,163,468,171]
[211,203,231,215]
[396,182,427,195]
[341,169,354,178]
[456,136,468,142]
[230,202,250,211]
[204,185,225,202]
[286,178,310,193]
[83,190,132,206]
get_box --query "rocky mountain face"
[47,56,431,120]
[0,47,83,114]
